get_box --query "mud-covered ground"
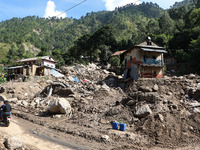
[0,64,200,150]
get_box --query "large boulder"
[4,136,22,150]
[135,104,152,118]
[48,98,71,115]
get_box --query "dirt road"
[0,116,88,150]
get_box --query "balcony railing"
[142,58,163,66]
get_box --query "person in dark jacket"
[0,100,12,118]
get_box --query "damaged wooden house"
[115,37,167,80]
[6,56,64,80]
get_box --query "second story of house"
[19,56,56,68]
[123,37,167,69]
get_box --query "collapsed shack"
[40,82,73,97]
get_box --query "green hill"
[0,43,11,63]
[0,2,164,60]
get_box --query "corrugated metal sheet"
[141,48,167,53]
[50,69,64,78]
[7,66,23,69]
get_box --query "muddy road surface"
[0,116,90,150]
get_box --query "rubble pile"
[123,74,200,147]
[0,63,200,149]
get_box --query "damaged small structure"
[6,56,64,80]
[115,37,167,80]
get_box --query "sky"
[0,0,184,21]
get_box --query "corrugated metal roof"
[50,69,64,78]
[20,56,56,62]
[7,66,23,69]
[136,41,165,49]
[141,48,167,53]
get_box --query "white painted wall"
[41,60,55,68]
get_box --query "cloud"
[102,0,141,11]
[43,0,66,18]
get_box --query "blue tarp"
[74,76,79,83]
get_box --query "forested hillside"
[0,0,200,74]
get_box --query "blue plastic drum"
[120,123,126,131]
[112,122,119,130]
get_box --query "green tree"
[159,12,174,35]
[147,19,160,35]
[196,0,200,8]
[51,49,65,68]
[158,12,174,49]
[37,46,50,56]
[6,45,19,62]
[16,45,25,58]
[99,45,111,65]
[90,25,117,53]
[109,56,124,74]
[189,8,200,26]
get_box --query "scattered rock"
[189,102,200,107]
[158,114,164,122]
[4,136,22,150]
[187,74,196,79]
[177,76,184,80]
[101,135,110,142]
[193,108,200,113]
[99,118,109,124]
[80,98,89,104]
[8,98,18,102]
[139,86,152,92]
[22,101,28,107]
[103,70,109,74]
[135,104,152,118]
[126,100,135,106]
[152,84,159,92]
[48,98,71,115]
[101,84,110,91]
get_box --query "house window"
[130,56,132,64]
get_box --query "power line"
[57,0,87,17]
